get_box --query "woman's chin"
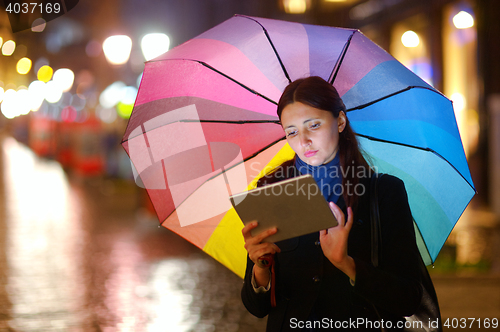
[302,156,322,166]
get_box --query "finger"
[329,201,345,226]
[345,206,354,232]
[252,227,278,244]
[241,221,259,239]
[245,227,278,249]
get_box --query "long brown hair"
[277,76,371,211]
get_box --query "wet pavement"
[0,132,499,331]
[0,134,266,332]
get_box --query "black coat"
[241,165,424,331]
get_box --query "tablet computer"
[229,174,338,243]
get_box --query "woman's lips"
[304,150,318,158]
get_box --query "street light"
[401,30,420,48]
[103,35,132,65]
[453,11,474,29]
[141,33,170,61]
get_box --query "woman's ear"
[338,111,347,133]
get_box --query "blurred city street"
[0,133,267,331]
[0,132,499,331]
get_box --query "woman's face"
[280,101,346,166]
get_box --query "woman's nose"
[299,133,311,147]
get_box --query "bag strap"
[370,172,382,267]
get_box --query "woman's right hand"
[242,221,281,265]
[242,221,281,287]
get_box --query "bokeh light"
[16,89,31,115]
[401,30,420,48]
[115,86,138,119]
[53,68,75,92]
[61,106,78,122]
[141,33,170,61]
[0,87,4,103]
[1,89,18,119]
[99,81,126,108]
[451,92,466,113]
[28,81,46,111]
[45,81,63,103]
[0,89,30,118]
[117,102,133,119]
[121,86,138,105]
[453,11,474,29]
[38,65,54,82]
[16,57,32,75]
[103,35,132,65]
[32,18,47,32]
[2,40,16,56]
[283,0,309,14]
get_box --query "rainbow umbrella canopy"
[122,15,475,277]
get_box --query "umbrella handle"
[257,254,274,268]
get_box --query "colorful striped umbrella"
[122,15,475,277]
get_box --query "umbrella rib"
[159,136,287,227]
[197,61,278,105]
[261,28,292,84]
[346,86,442,112]
[237,15,292,84]
[329,32,355,85]
[180,119,280,124]
[203,136,287,184]
[356,133,477,192]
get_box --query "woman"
[241,76,424,331]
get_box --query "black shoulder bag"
[370,173,443,332]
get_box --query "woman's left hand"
[319,202,356,281]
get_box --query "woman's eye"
[310,123,320,129]
[286,130,297,137]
